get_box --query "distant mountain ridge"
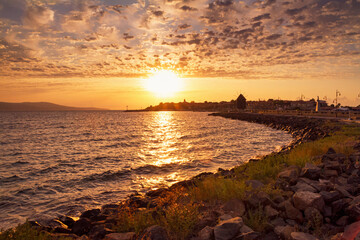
[0,102,107,111]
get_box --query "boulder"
[300,163,321,180]
[264,205,279,219]
[284,201,303,222]
[104,232,135,240]
[341,221,360,240]
[72,218,92,236]
[214,217,243,240]
[58,216,76,229]
[198,226,214,240]
[88,224,113,240]
[346,202,360,221]
[323,169,338,178]
[293,191,325,212]
[139,225,169,240]
[291,182,317,193]
[222,199,246,217]
[80,209,101,220]
[270,218,286,227]
[331,198,352,217]
[274,225,295,240]
[319,191,341,204]
[336,216,349,226]
[278,166,300,185]
[290,232,319,240]
[240,225,253,234]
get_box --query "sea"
[0,111,292,229]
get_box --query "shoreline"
[1,112,359,240]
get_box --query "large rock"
[342,221,360,240]
[198,226,214,240]
[300,163,321,180]
[274,225,295,240]
[291,182,317,193]
[80,209,100,218]
[104,232,135,240]
[264,205,279,219]
[72,218,92,236]
[214,217,243,240]
[293,191,325,212]
[222,199,246,217]
[278,166,300,185]
[284,201,303,222]
[290,232,319,240]
[331,198,352,217]
[139,225,169,240]
[319,191,341,204]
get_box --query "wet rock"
[198,226,214,240]
[214,217,243,240]
[274,225,295,240]
[72,218,92,236]
[88,224,113,240]
[245,180,264,190]
[104,232,135,240]
[290,232,319,240]
[58,215,76,229]
[223,199,246,217]
[139,225,169,240]
[264,205,279,219]
[293,191,324,212]
[278,166,300,185]
[284,200,303,222]
[80,209,101,220]
[145,188,167,198]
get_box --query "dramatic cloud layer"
[0,0,359,80]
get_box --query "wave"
[0,175,27,184]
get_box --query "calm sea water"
[0,111,292,229]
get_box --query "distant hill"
[0,102,107,111]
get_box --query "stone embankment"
[210,112,336,145]
[21,113,360,240]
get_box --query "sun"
[145,70,182,97]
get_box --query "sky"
[0,0,359,109]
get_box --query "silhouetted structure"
[236,94,247,110]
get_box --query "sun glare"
[145,70,182,97]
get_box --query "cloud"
[23,5,54,28]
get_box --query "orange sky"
[0,0,359,109]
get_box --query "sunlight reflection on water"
[0,111,292,229]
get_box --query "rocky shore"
[2,113,359,240]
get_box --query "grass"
[0,222,73,240]
[189,177,250,202]
[243,206,269,232]
[113,201,199,240]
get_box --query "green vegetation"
[189,177,250,202]
[243,206,269,232]
[0,222,73,240]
